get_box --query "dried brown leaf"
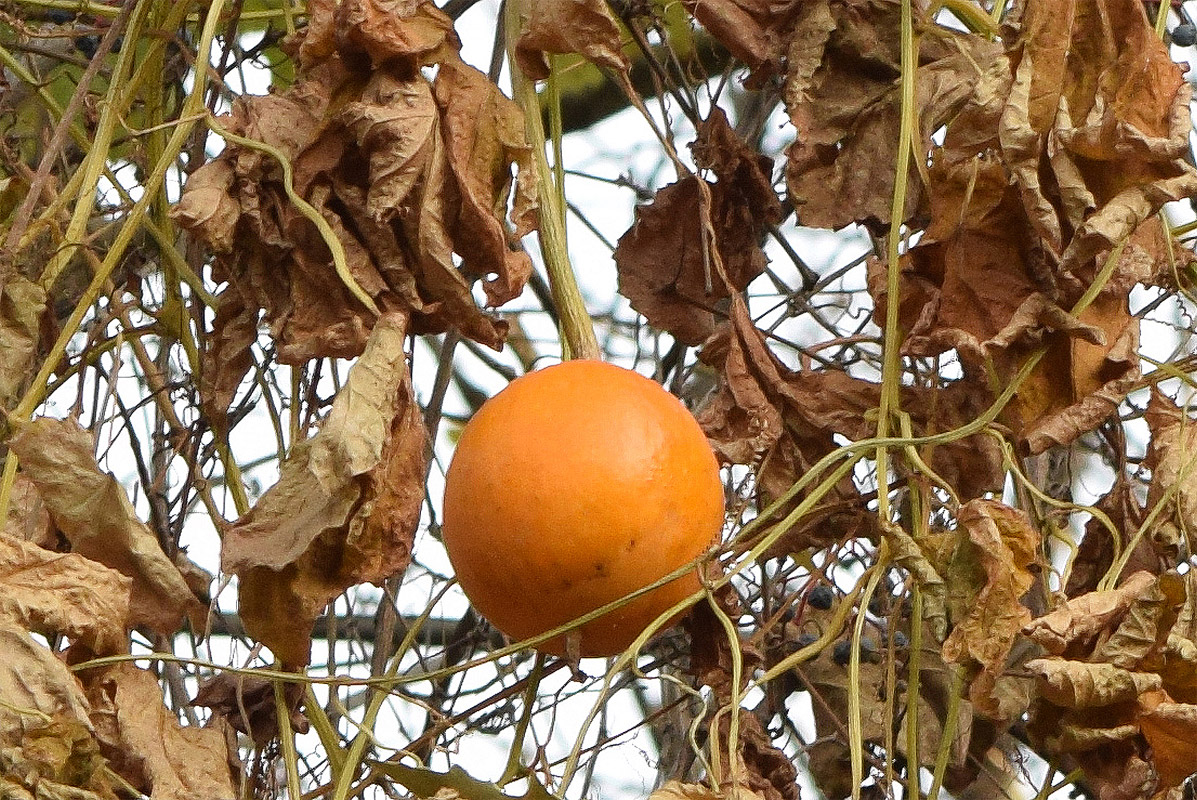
[1021,292,1140,454]
[616,178,730,345]
[683,0,799,84]
[334,0,458,69]
[339,71,437,221]
[1159,635,1197,704]
[1139,693,1197,788]
[192,672,307,746]
[0,535,131,655]
[222,312,426,666]
[82,664,235,800]
[688,579,762,704]
[873,156,1141,454]
[707,714,796,800]
[869,0,1197,458]
[175,23,525,363]
[784,2,1002,230]
[433,57,537,305]
[1146,388,1197,558]
[169,160,239,254]
[1092,570,1186,671]
[805,739,854,800]
[333,73,512,349]
[1066,479,1158,597]
[0,623,115,799]
[1113,216,1197,291]
[0,275,47,409]
[696,298,879,552]
[9,418,205,637]
[615,109,779,346]
[514,0,630,80]
[0,623,93,739]
[1025,571,1155,656]
[1026,658,1163,708]
[941,500,1040,719]
[802,643,893,746]
[998,0,1197,280]
[199,290,258,433]
[1075,739,1158,800]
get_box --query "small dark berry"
[46,9,74,24]
[795,632,818,649]
[1173,23,1197,47]
[868,596,885,616]
[832,639,852,666]
[808,585,835,610]
[74,36,98,58]
[859,636,878,655]
[893,631,909,649]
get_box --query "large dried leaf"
[222,312,426,666]
[8,418,204,637]
[784,0,1003,230]
[872,156,1141,454]
[1024,571,1155,656]
[0,535,131,655]
[0,623,93,739]
[941,500,1040,719]
[334,0,458,68]
[174,2,535,364]
[1026,658,1162,708]
[513,0,630,80]
[997,0,1197,279]
[0,623,115,799]
[1139,693,1197,788]
[433,58,537,305]
[82,664,235,800]
[1092,570,1186,671]
[616,110,781,345]
[1145,388,1197,557]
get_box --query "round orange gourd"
[441,360,724,657]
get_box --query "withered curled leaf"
[82,664,236,800]
[513,0,630,80]
[941,500,1040,720]
[222,312,426,666]
[9,418,205,637]
[615,109,780,346]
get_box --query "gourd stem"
[504,0,601,361]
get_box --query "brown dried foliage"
[5,0,1197,796]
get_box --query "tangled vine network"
[3,0,1197,798]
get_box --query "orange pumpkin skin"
[441,360,724,657]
